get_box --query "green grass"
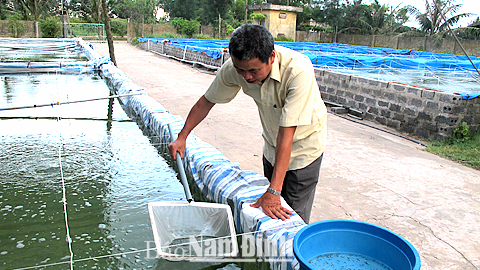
[426,130,480,170]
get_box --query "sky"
[375,0,479,28]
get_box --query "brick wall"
[317,69,480,139]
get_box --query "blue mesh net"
[140,38,480,97]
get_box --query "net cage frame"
[148,201,238,259]
[141,38,480,94]
[0,38,96,74]
[292,47,480,93]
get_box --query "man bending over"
[169,24,327,224]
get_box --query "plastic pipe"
[167,124,193,203]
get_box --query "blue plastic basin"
[293,220,421,270]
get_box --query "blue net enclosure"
[139,38,480,96]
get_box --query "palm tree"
[456,17,480,40]
[338,0,410,35]
[408,0,472,35]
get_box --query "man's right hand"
[168,137,186,160]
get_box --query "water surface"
[0,74,188,269]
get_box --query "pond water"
[0,73,203,269]
[308,253,393,270]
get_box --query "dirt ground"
[94,41,480,270]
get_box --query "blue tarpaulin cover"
[138,37,227,59]
[138,37,480,98]
[454,92,480,100]
[139,38,480,72]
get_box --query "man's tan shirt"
[205,45,327,170]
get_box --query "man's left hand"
[251,192,292,221]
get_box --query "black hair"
[228,24,274,64]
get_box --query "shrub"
[183,20,200,37]
[250,13,266,24]
[171,17,200,37]
[7,14,25,37]
[226,24,235,36]
[275,35,294,42]
[110,19,127,37]
[148,32,179,38]
[453,122,471,143]
[40,17,60,38]
[193,33,213,39]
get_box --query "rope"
[0,116,134,122]
[0,92,144,112]
[57,119,75,270]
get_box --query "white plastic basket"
[148,201,238,259]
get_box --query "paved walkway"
[94,41,480,270]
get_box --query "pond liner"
[79,39,305,270]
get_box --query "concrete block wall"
[317,69,480,140]
[0,20,36,38]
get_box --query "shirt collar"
[269,49,281,83]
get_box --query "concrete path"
[94,41,480,270]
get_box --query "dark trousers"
[263,154,323,224]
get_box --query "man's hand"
[168,138,186,160]
[251,191,292,221]
[253,126,296,221]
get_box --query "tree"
[408,0,472,35]
[456,17,480,40]
[68,0,102,23]
[296,0,413,35]
[352,1,411,35]
[319,0,347,32]
[159,0,196,20]
[229,0,247,22]
[110,0,156,22]
[101,0,116,65]
[11,0,59,33]
[195,0,234,26]
[1,0,14,19]
[380,4,411,34]
[341,1,373,34]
